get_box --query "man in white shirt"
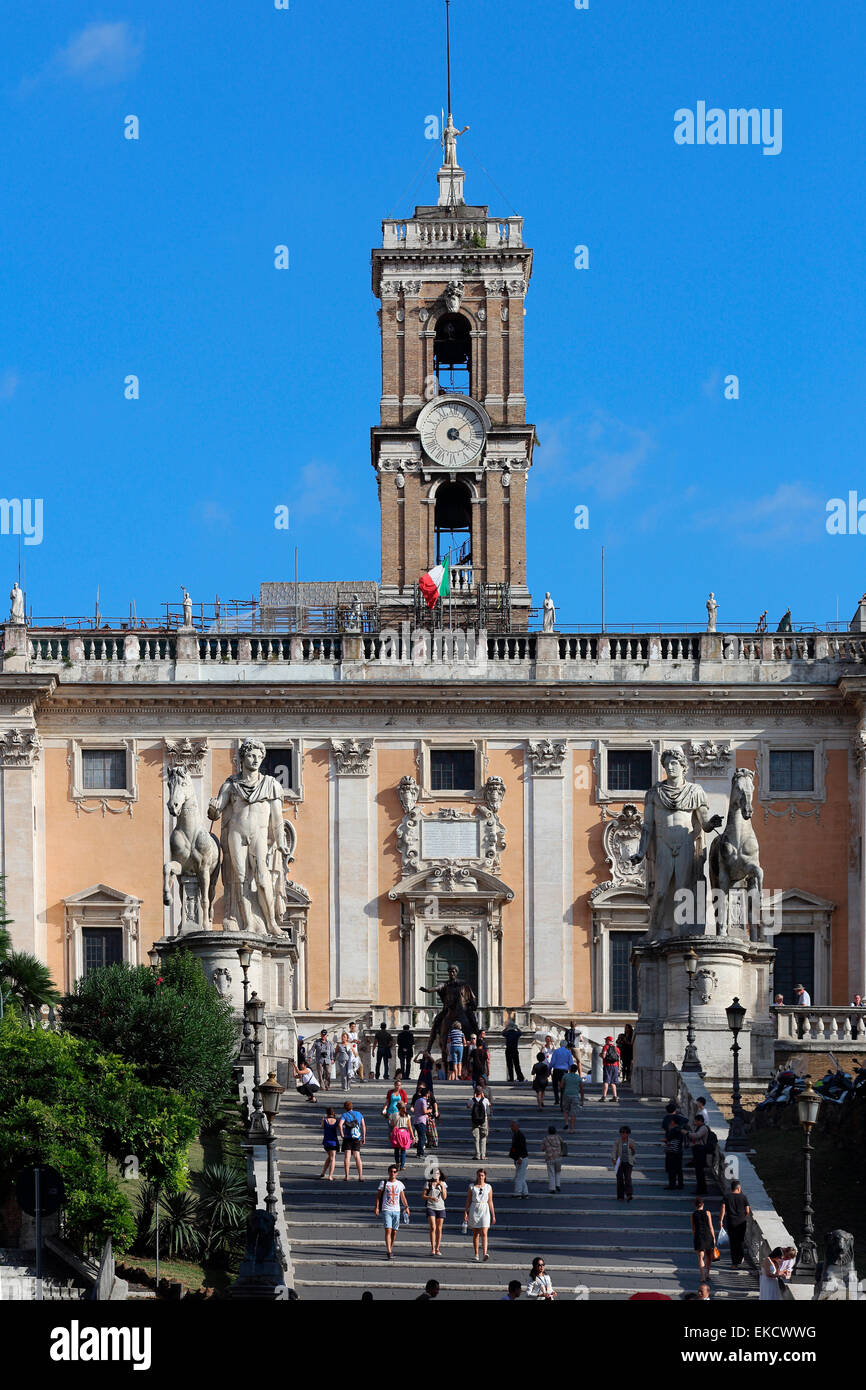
[374,1164,409,1258]
[794,984,812,1007]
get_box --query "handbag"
[711,1246,721,1262]
[560,1141,569,1157]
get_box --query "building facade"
[2,145,866,1044]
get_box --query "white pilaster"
[525,742,570,1006]
[330,741,377,1005]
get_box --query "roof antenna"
[439,0,468,207]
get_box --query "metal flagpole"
[601,546,606,632]
[445,0,452,115]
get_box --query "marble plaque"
[422,819,479,860]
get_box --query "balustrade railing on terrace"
[774,1005,866,1045]
[381,216,522,250]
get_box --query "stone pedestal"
[2,622,30,672]
[154,929,299,1069]
[631,932,776,1093]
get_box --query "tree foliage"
[61,948,239,1124]
[0,1016,198,1253]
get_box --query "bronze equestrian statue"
[421,966,479,1068]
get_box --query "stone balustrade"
[14,624,866,683]
[774,1005,866,1047]
[381,216,523,250]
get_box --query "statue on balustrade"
[630,744,722,938]
[208,738,292,937]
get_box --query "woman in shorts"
[447,1024,465,1081]
[423,1166,448,1256]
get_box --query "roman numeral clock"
[417,396,488,468]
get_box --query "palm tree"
[0,952,60,1015]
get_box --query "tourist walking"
[509,1119,530,1197]
[374,1164,409,1259]
[471,1031,490,1087]
[338,1099,366,1181]
[412,1085,430,1157]
[561,1063,584,1131]
[502,1019,525,1082]
[320,1106,340,1179]
[423,1166,447,1256]
[600,1036,621,1102]
[616,1024,635,1084]
[397,1021,415,1080]
[374,1022,394,1079]
[426,1088,440,1151]
[542,1035,555,1066]
[467,1084,492,1160]
[662,1114,686,1191]
[691,1197,716,1282]
[541,1125,563,1193]
[391,1101,415,1170]
[311,1029,334,1090]
[611,1125,635,1201]
[526,1257,557,1299]
[383,1079,408,1133]
[347,1021,365,1081]
[549,1039,573,1106]
[417,1051,435,1092]
[720,1181,751,1267]
[531,1051,550,1108]
[447,1021,465,1080]
[464,1168,495,1262]
[689,1117,710,1196]
[335,1032,354,1091]
[292,1058,320,1102]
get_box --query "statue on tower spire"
[442,111,469,169]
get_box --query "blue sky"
[2,0,864,630]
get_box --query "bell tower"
[371,66,535,629]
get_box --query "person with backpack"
[531,1050,550,1109]
[541,1124,563,1193]
[611,1124,636,1201]
[661,1105,686,1191]
[467,1084,492,1160]
[600,1036,621,1102]
[374,1164,409,1259]
[338,1099,366,1181]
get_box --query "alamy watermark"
[0,497,43,545]
[674,103,782,157]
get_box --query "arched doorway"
[425,935,478,997]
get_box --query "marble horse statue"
[708,768,763,936]
[163,765,221,929]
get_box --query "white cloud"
[691,482,821,542]
[20,22,143,92]
[533,410,655,501]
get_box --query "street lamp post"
[682,949,703,1074]
[147,947,160,974]
[725,997,748,1151]
[796,1078,822,1268]
[258,1071,286,1218]
[247,993,269,1142]
[236,941,255,1063]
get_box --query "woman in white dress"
[463,1167,496,1263]
[759,1249,784,1300]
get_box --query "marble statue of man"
[9,581,24,625]
[442,112,469,168]
[542,592,556,633]
[706,592,718,632]
[630,744,722,938]
[181,588,193,630]
[208,738,290,937]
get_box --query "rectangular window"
[610,932,643,1012]
[82,928,123,977]
[82,749,127,791]
[260,747,295,794]
[430,748,476,792]
[769,750,814,794]
[607,750,652,793]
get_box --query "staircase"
[275,1076,759,1301]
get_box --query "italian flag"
[419,556,450,610]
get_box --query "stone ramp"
[275,1078,759,1301]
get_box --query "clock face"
[419,399,486,467]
